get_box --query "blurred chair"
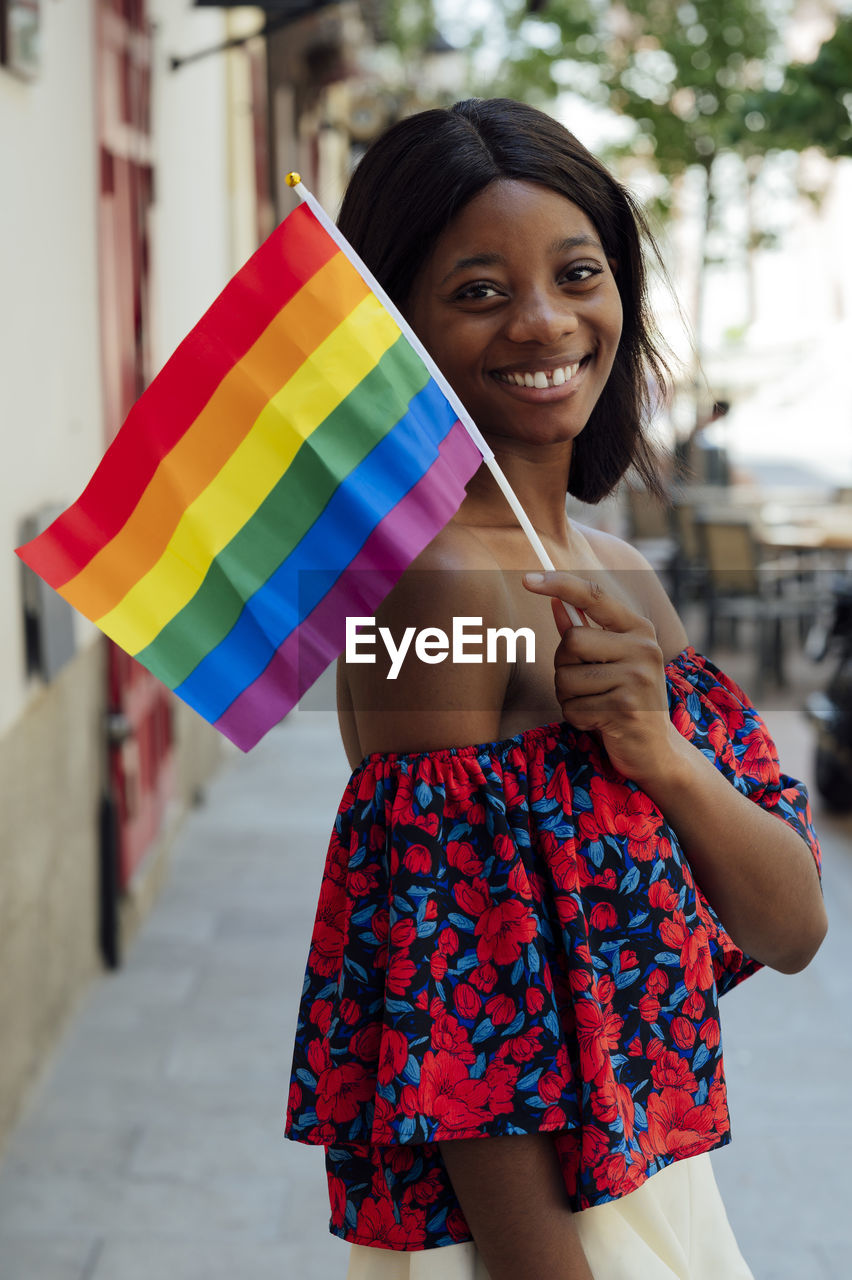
[668,498,708,608]
[695,516,825,693]
[623,484,679,599]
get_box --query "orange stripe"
[61,252,369,620]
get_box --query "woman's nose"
[503,289,579,345]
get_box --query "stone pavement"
[0,692,850,1280]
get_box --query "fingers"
[524,570,641,635]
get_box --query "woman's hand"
[523,570,680,785]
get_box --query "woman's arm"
[524,570,827,975]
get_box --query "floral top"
[284,648,821,1251]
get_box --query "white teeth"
[497,361,583,388]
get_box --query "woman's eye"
[563,263,603,284]
[455,281,501,301]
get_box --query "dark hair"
[338,98,669,503]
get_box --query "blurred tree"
[762,14,852,157]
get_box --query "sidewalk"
[0,692,850,1279]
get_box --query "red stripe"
[17,204,336,588]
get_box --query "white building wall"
[0,0,103,738]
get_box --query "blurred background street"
[3,0,852,1277]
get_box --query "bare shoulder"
[339,520,514,760]
[576,522,689,662]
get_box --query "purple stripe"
[214,421,483,750]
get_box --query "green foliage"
[495,0,790,176]
[762,16,852,156]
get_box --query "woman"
[285,98,826,1280]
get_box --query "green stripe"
[135,336,429,688]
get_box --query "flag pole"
[285,174,587,628]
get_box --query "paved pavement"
[0,681,850,1280]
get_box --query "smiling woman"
[283,98,826,1280]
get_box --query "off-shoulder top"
[284,648,822,1252]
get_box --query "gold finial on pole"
[286,172,301,188]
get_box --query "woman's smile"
[405,179,623,447]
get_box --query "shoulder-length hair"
[337,97,669,503]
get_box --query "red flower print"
[371,1095,397,1144]
[328,1173,347,1227]
[287,1079,302,1116]
[545,761,574,809]
[575,998,623,1078]
[349,865,380,897]
[508,862,533,900]
[683,990,705,1020]
[582,1125,611,1167]
[431,1012,476,1064]
[447,1206,470,1242]
[660,918,713,992]
[651,1050,697,1094]
[372,909,389,944]
[544,1104,568,1128]
[350,1023,382,1062]
[484,1058,520,1115]
[493,833,516,861]
[475,899,538,966]
[671,1017,697,1050]
[583,776,661,860]
[709,1072,729,1130]
[453,877,491,917]
[430,953,448,981]
[671,702,696,742]
[307,1038,330,1076]
[417,1051,492,1133]
[647,966,669,995]
[525,987,545,1015]
[454,983,482,1019]
[438,927,459,956]
[700,1017,721,1048]
[409,1168,445,1207]
[642,1088,716,1159]
[411,811,440,837]
[501,1027,544,1063]
[309,998,333,1035]
[594,1150,648,1198]
[387,1146,415,1173]
[649,879,679,914]
[485,994,517,1026]
[424,899,438,920]
[628,1035,644,1056]
[621,948,638,971]
[404,844,432,874]
[386,955,418,996]
[339,998,360,1026]
[705,683,746,735]
[739,728,777,784]
[547,841,580,893]
[356,1195,415,1249]
[377,1028,409,1085]
[596,974,615,1007]
[470,962,498,993]
[589,902,618,931]
[447,840,485,876]
[639,994,661,1022]
[316,1061,374,1125]
[310,918,344,978]
[390,919,417,949]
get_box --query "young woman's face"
[406,179,623,448]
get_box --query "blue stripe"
[174,379,460,722]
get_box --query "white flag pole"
[286,174,587,627]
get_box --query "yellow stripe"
[97,294,400,653]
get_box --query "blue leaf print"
[472,1018,496,1044]
[504,1011,526,1036]
[620,865,640,894]
[527,944,540,972]
[415,780,433,809]
[296,1069,317,1088]
[692,1043,710,1072]
[403,1054,421,1084]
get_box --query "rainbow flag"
[16,193,486,751]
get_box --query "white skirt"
[345,1154,753,1280]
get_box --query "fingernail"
[524,572,545,585]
